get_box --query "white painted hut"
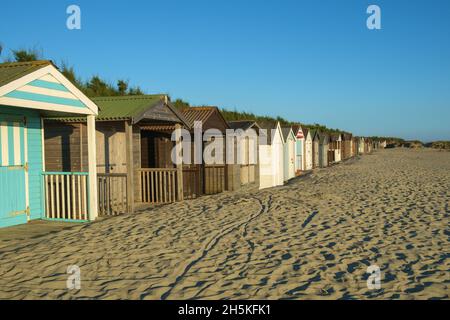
[292,125,305,174]
[258,122,284,189]
[281,127,296,182]
[304,128,313,170]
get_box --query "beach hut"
[182,107,240,194]
[358,137,365,154]
[292,125,305,174]
[319,132,330,168]
[281,127,296,181]
[311,130,320,168]
[0,61,98,228]
[44,95,192,216]
[228,120,260,186]
[351,136,358,157]
[330,134,342,163]
[258,122,284,189]
[342,133,353,160]
[303,128,313,170]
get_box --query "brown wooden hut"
[342,133,353,160]
[44,95,193,216]
[182,107,240,194]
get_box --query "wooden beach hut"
[342,133,353,160]
[292,125,305,174]
[0,61,99,228]
[228,120,260,186]
[44,95,192,216]
[319,132,330,168]
[311,130,320,168]
[281,127,296,182]
[182,107,240,194]
[351,136,358,157]
[258,122,284,189]
[303,128,313,170]
[358,137,366,154]
[330,133,342,163]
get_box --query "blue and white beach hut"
[0,61,99,228]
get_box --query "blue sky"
[1,0,449,141]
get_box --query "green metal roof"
[92,95,164,120]
[0,60,53,87]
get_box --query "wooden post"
[87,115,98,221]
[125,121,135,213]
[175,124,184,201]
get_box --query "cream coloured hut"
[303,128,313,170]
[258,122,284,189]
[281,127,296,181]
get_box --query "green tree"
[12,49,40,62]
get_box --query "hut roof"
[320,132,329,144]
[281,127,294,141]
[330,133,342,142]
[258,121,280,145]
[228,120,260,131]
[0,60,54,87]
[46,95,190,127]
[181,106,230,130]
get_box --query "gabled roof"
[310,129,320,141]
[330,133,342,142]
[281,127,295,141]
[320,132,329,144]
[0,60,98,115]
[291,124,306,139]
[303,127,310,139]
[228,120,260,131]
[46,95,190,127]
[258,121,282,145]
[0,60,54,87]
[181,106,230,130]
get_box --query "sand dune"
[0,148,448,300]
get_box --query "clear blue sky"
[1,0,449,141]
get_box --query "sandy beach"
[0,148,448,300]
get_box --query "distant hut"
[351,136,358,157]
[182,107,240,194]
[330,133,343,162]
[358,137,365,154]
[258,122,284,189]
[228,120,261,186]
[292,125,305,174]
[319,132,330,167]
[342,133,353,160]
[303,128,313,170]
[311,130,320,168]
[281,127,296,181]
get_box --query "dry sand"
[0,148,448,300]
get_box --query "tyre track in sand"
[160,194,273,300]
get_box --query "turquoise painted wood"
[0,167,27,226]
[296,140,303,170]
[0,106,44,228]
[28,79,70,92]
[5,90,86,108]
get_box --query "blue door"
[0,116,28,227]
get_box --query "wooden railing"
[183,166,201,199]
[43,172,89,221]
[98,173,128,216]
[139,168,179,204]
[204,165,226,195]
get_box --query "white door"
[305,140,313,170]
